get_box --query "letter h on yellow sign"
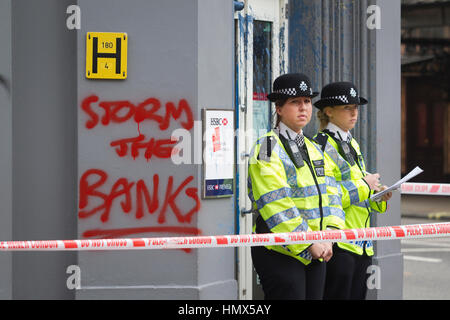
[86,32,128,79]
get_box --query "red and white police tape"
[1,222,450,251]
[401,183,450,196]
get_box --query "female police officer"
[248,73,345,300]
[313,81,392,300]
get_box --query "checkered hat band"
[274,88,297,96]
[323,95,352,104]
[274,87,313,96]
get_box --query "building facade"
[0,0,401,299]
[401,0,450,183]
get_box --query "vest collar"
[325,122,351,142]
[278,121,303,141]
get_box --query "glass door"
[234,0,288,300]
[252,20,272,136]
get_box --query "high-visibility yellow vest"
[248,130,345,265]
[314,131,387,256]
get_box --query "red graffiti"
[82,226,201,239]
[78,168,201,253]
[79,93,199,253]
[81,95,194,131]
[110,134,177,161]
[79,168,201,224]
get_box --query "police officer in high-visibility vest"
[248,73,345,300]
[313,81,393,300]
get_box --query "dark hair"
[274,98,289,127]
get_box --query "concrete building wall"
[10,0,78,299]
[75,0,236,299]
[371,0,403,300]
[0,0,13,300]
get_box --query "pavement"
[401,216,450,300]
[401,195,450,300]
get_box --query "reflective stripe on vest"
[323,140,352,181]
[264,206,309,231]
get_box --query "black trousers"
[323,244,372,300]
[251,245,326,300]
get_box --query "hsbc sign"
[210,117,229,126]
[202,109,234,199]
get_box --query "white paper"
[370,166,424,202]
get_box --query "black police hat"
[313,81,368,110]
[267,73,319,102]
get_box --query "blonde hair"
[317,107,331,131]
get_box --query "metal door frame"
[234,0,288,300]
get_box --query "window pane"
[253,21,272,138]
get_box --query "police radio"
[339,141,356,166]
[335,131,356,166]
[285,132,305,168]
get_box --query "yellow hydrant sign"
[86,32,128,79]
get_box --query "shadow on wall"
[0,74,10,94]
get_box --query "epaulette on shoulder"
[313,132,329,152]
[257,136,276,162]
